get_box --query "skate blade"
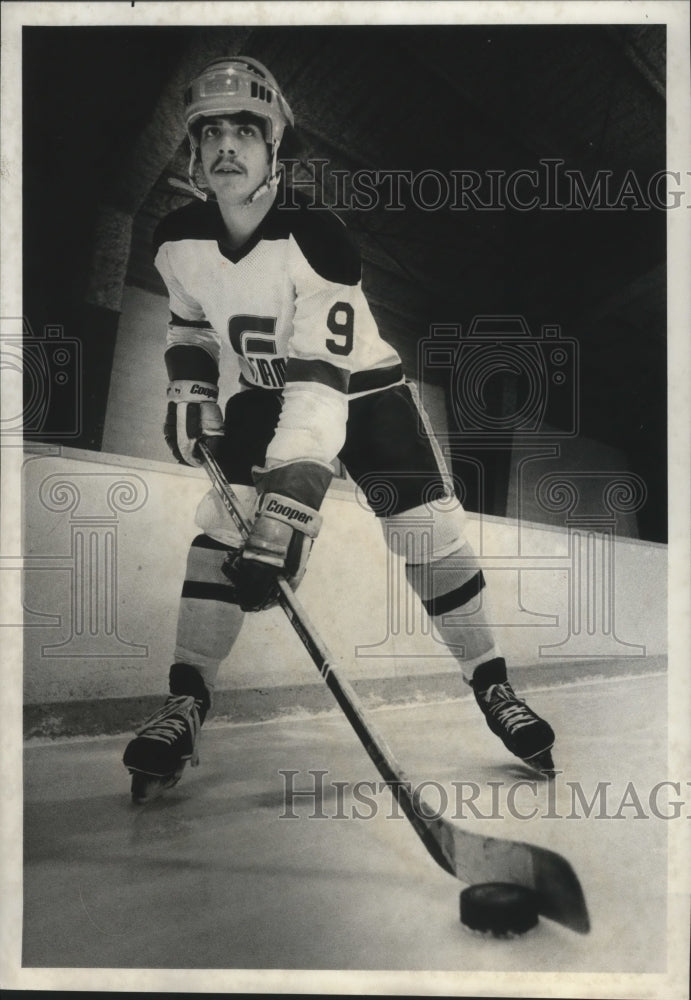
[522,748,556,779]
[129,769,183,805]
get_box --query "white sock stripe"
[405,541,481,601]
[175,599,244,688]
[383,503,467,561]
[457,646,502,681]
[174,644,227,677]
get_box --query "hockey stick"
[198,440,590,934]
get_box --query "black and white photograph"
[1,1,689,996]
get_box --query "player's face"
[198,115,271,203]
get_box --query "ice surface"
[23,670,672,974]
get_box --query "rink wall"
[20,448,667,737]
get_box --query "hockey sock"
[169,662,212,720]
[174,534,245,691]
[469,656,509,693]
[406,540,501,683]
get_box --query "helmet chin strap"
[181,141,281,205]
[245,164,283,204]
[182,147,209,201]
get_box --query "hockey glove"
[163,345,224,467]
[228,459,333,612]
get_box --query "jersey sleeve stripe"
[170,311,213,330]
[285,357,350,393]
[349,363,403,395]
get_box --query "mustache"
[211,156,244,174]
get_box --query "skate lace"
[483,683,536,734]
[136,694,203,766]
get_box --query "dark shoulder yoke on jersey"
[268,189,362,286]
[153,199,223,255]
[152,190,361,286]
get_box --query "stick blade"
[530,841,591,934]
[440,822,590,933]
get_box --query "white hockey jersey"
[154,186,403,466]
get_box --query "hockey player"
[123,56,555,802]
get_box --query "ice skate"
[123,663,211,804]
[472,679,556,778]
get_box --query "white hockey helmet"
[184,56,294,201]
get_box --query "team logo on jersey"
[246,356,287,389]
[228,315,287,389]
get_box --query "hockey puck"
[460,883,539,937]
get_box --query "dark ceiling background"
[23,24,667,540]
